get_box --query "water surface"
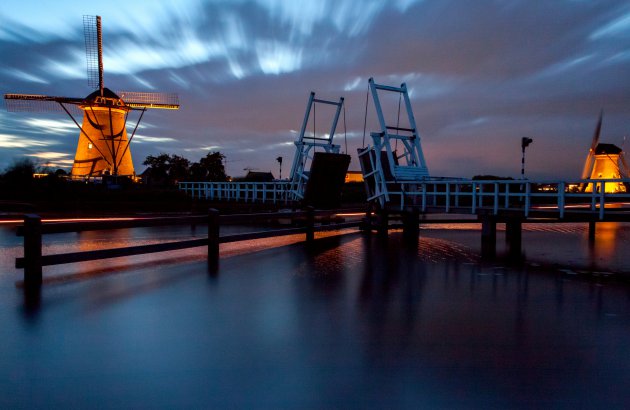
[0,223,629,408]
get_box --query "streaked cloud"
[591,10,630,39]
[1,0,629,179]
[0,133,54,148]
[23,118,77,135]
[27,151,71,160]
[133,135,177,143]
[256,41,302,75]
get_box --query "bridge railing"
[178,181,292,203]
[388,178,630,219]
[15,208,362,288]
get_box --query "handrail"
[178,181,293,203]
[15,208,362,288]
[377,178,630,219]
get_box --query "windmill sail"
[580,110,603,180]
[117,91,180,109]
[4,94,82,114]
[83,15,103,95]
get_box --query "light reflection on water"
[0,231,628,408]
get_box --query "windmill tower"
[580,112,629,193]
[4,15,179,179]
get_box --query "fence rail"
[385,178,630,219]
[178,181,293,203]
[16,208,361,288]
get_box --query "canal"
[0,222,629,408]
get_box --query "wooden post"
[208,208,219,272]
[506,218,522,259]
[402,209,420,242]
[588,221,596,242]
[306,206,315,242]
[360,204,372,233]
[480,215,496,259]
[23,214,42,287]
[377,210,389,237]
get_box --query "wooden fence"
[16,208,362,287]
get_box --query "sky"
[1,0,629,180]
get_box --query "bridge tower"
[358,78,429,209]
[289,92,344,201]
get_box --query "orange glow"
[345,171,364,183]
[584,154,627,193]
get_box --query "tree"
[190,152,227,182]
[143,153,170,185]
[168,155,191,183]
[142,151,227,186]
[2,158,37,187]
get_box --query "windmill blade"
[590,110,603,152]
[580,111,603,180]
[117,91,180,110]
[4,94,82,114]
[620,137,630,177]
[83,15,103,94]
[620,154,630,178]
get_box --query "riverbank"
[0,181,366,219]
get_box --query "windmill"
[4,15,180,179]
[580,111,629,193]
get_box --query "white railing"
[178,181,293,204]
[386,178,630,220]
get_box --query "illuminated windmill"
[580,112,629,193]
[4,15,179,178]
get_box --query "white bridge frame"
[382,178,630,220]
[359,78,430,208]
[179,181,291,204]
[178,178,630,220]
[288,92,344,200]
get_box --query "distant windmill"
[580,111,629,193]
[4,15,180,178]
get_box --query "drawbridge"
[180,92,350,208]
[288,92,350,208]
[358,78,430,210]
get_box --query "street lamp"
[521,137,533,179]
[276,156,283,180]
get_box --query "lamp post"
[521,137,533,179]
[276,156,283,180]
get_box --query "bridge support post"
[588,221,596,242]
[23,214,43,288]
[306,206,315,242]
[377,210,389,237]
[402,209,420,242]
[360,205,373,233]
[480,215,497,259]
[506,218,522,259]
[208,208,219,273]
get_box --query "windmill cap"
[595,143,622,155]
[85,88,120,102]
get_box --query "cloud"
[1,0,629,180]
[27,151,71,160]
[0,133,54,148]
[133,135,177,143]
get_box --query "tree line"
[142,151,228,185]
[0,151,228,187]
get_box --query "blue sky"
[1,0,629,179]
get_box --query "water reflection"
[1,228,629,407]
[588,222,622,265]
